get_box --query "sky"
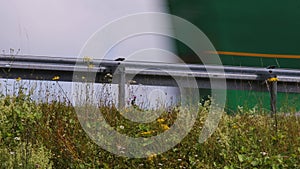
[0,0,174,59]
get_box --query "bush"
[0,94,53,168]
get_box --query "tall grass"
[0,80,299,168]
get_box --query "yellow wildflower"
[147,153,157,161]
[16,77,21,82]
[157,118,165,123]
[267,77,279,82]
[232,125,238,129]
[52,76,60,81]
[88,64,94,68]
[141,131,154,135]
[83,56,93,62]
[161,124,170,131]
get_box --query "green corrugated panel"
[168,0,300,112]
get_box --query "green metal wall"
[168,0,300,112]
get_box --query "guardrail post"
[266,66,278,118]
[118,65,126,110]
[268,79,277,117]
[267,76,278,133]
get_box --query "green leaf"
[238,154,244,162]
[224,166,230,169]
[272,164,279,169]
[103,163,110,169]
[251,160,259,166]
[86,122,91,128]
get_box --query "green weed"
[0,82,299,168]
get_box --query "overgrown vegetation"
[0,83,299,168]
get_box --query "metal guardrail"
[1,54,300,112]
[1,54,300,91]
